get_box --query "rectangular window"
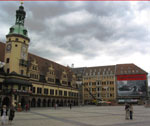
[48,78,54,82]
[0,84,2,90]
[6,58,9,63]
[62,81,67,85]
[18,85,21,90]
[69,92,71,97]
[63,75,67,78]
[50,89,54,95]
[23,87,25,91]
[37,87,42,94]
[64,91,67,96]
[32,87,35,93]
[55,90,57,95]
[59,90,62,96]
[44,88,48,95]
[68,82,71,86]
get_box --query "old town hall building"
[0,4,79,108]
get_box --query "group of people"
[125,103,133,120]
[54,103,72,110]
[1,102,134,125]
[1,105,15,125]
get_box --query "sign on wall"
[117,74,147,97]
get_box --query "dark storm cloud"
[0,1,149,63]
[85,1,131,17]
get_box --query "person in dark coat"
[69,103,72,110]
[8,105,15,124]
[129,104,133,120]
[125,103,129,120]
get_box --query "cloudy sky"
[0,1,150,75]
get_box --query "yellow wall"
[83,74,116,102]
[5,36,29,75]
[32,82,78,97]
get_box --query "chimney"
[71,64,74,68]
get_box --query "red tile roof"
[28,53,73,80]
[116,63,147,75]
[0,42,5,62]
[0,42,74,80]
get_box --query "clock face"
[21,46,27,59]
[6,44,11,51]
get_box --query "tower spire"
[7,3,29,41]
[15,2,26,26]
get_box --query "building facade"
[73,64,148,105]
[0,4,148,108]
[0,5,79,108]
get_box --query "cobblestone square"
[3,105,150,126]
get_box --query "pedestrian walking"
[56,104,58,109]
[8,105,15,125]
[129,104,133,120]
[25,104,29,111]
[69,103,72,110]
[125,103,129,120]
[54,103,57,110]
[1,105,8,125]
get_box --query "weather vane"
[20,1,24,6]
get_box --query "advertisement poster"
[117,75,147,97]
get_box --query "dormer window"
[128,70,131,73]
[50,71,54,75]
[23,29,27,35]
[10,28,14,33]
[32,66,37,70]
[63,75,67,78]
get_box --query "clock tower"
[5,3,30,76]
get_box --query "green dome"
[7,5,30,41]
[8,24,28,38]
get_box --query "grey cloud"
[136,2,150,10]
[0,1,150,66]
[27,2,150,61]
[29,47,62,61]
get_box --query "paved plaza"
[2,105,150,126]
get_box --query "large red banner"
[117,74,146,81]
